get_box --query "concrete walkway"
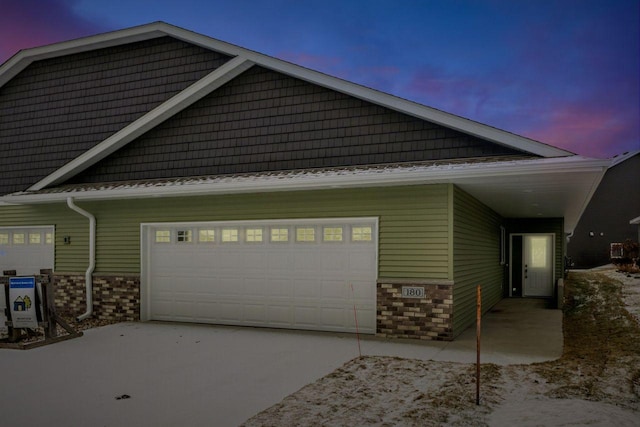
[0,298,561,427]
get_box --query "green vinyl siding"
[1,184,452,278]
[452,185,504,337]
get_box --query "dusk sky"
[1,0,638,159]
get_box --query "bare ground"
[244,269,640,426]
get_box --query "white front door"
[523,234,554,297]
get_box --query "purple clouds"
[0,0,109,62]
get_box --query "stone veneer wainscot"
[377,279,454,341]
[53,273,140,321]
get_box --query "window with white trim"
[352,226,373,242]
[270,227,289,242]
[222,228,239,243]
[323,226,343,242]
[155,230,171,243]
[246,228,263,242]
[610,243,624,259]
[296,227,315,242]
[199,229,215,243]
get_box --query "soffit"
[1,156,608,234]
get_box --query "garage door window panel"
[155,230,171,243]
[13,233,25,245]
[198,229,215,243]
[245,228,263,243]
[0,233,8,245]
[296,227,316,243]
[177,230,192,243]
[222,228,239,243]
[270,228,289,242]
[352,226,373,242]
[323,226,343,242]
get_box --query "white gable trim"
[28,56,255,191]
[0,26,168,88]
[163,23,573,158]
[3,22,572,163]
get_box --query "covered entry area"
[509,233,555,297]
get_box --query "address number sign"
[401,286,425,299]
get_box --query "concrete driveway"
[0,298,561,426]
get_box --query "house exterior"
[0,22,608,340]
[631,216,640,244]
[567,151,640,268]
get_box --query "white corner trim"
[28,56,254,191]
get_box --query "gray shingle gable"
[0,36,231,196]
[68,66,531,184]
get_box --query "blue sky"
[1,0,638,158]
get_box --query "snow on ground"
[608,267,640,324]
[244,268,640,426]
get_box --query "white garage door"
[0,227,55,275]
[142,218,377,334]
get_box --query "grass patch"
[533,271,640,406]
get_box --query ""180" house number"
[401,286,425,299]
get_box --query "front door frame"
[509,233,556,297]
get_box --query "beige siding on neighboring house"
[452,185,504,336]
[1,184,451,279]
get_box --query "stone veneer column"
[377,279,454,341]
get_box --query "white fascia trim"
[0,24,169,88]
[5,157,609,205]
[3,21,573,159]
[28,56,254,191]
[609,150,640,168]
[630,216,640,225]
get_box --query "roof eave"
[1,156,609,205]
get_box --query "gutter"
[66,197,96,321]
[1,156,611,205]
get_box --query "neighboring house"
[568,151,640,268]
[0,22,608,340]
[631,216,640,244]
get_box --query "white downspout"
[67,197,95,321]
